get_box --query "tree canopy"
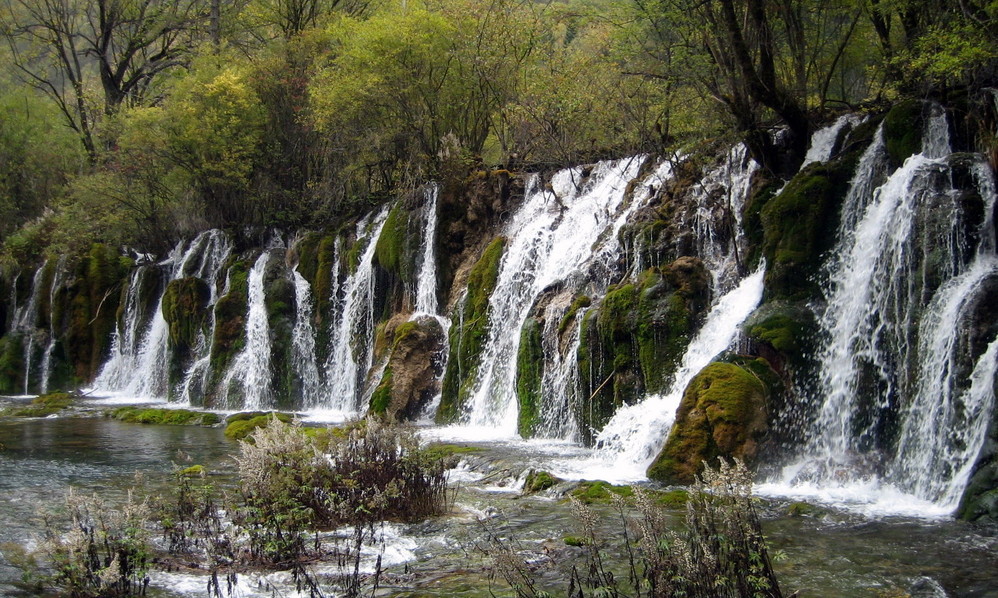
[0,0,994,259]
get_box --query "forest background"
[0,0,995,262]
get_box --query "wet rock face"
[575,258,710,445]
[162,277,211,389]
[647,359,774,484]
[371,315,446,420]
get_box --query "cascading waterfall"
[801,114,865,168]
[414,184,441,317]
[322,209,390,412]
[39,256,69,393]
[763,104,998,515]
[95,230,232,400]
[588,266,766,480]
[291,267,322,408]
[174,231,233,403]
[220,251,273,409]
[13,264,46,394]
[460,157,648,434]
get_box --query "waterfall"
[174,231,233,404]
[414,184,441,317]
[801,114,864,167]
[94,230,232,401]
[39,256,69,393]
[322,208,390,412]
[220,252,273,409]
[763,104,998,515]
[460,157,648,434]
[589,266,766,480]
[292,267,322,408]
[13,264,46,394]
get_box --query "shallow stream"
[1,399,996,598]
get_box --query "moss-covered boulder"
[294,231,340,362]
[373,201,422,320]
[647,359,775,484]
[65,244,131,383]
[5,392,74,417]
[437,237,506,423]
[224,412,294,441]
[162,277,211,393]
[523,469,560,494]
[0,333,25,394]
[370,315,446,420]
[758,161,853,302]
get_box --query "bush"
[486,460,785,598]
[9,490,152,598]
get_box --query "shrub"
[485,459,786,598]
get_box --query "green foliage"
[4,392,73,417]
[109,407,221,426]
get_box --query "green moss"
[0,334,25,394]
[523,469,559,494]
[883,100,927,167]
[5,392,75,417]
[65,244,129,383]
[209,260,249,395]
[564,536,591,547]
[370,367,393,415]
[558,294,591,335]
[224,413,293,440]
[570,481,634,504]
[420,442,482,465]
[162,277,211,393]
[437,237,507,423]
[647,361,771,484]
[515,317,544,437]
[178,465,205,477]
[760,159,855,302]
[787,501,826,517]
[109,407,220,426]
[225,410,295,423]
[374,203,416,286]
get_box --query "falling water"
[291,267,322,408]
[322,209,390,412]
[219,252,273,409]
[94,231,232,401]
[763,104,998,515]
[460,157,648,433]
[39,256,69,393]
[588,266,766,480]
[14,264,46,394]
[801,114,865,167]
[414,184,441,317]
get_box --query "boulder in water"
[371,315,445,421]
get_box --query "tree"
[0,0,211,161]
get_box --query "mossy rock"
[787,501,827,518]
[0,334,25,394]
[564,535,591,547]
[371,316,446,420]
[883,100,928,168]
[523,469,560,494]
[177,465,206,477]
[437,237,507,423]
[558,294,591,336]
[647,360,773,484]
[5,392,74,417]
[208,259,250,399]
[570,481,635,504]
[66,244,130,382]
[515,317,544,437]
[420,442,482,467]
[109,407,221,426]
[759,159,855,302]
[162,277,212,391]
[744,301,817,363]
[223,412,293,440]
